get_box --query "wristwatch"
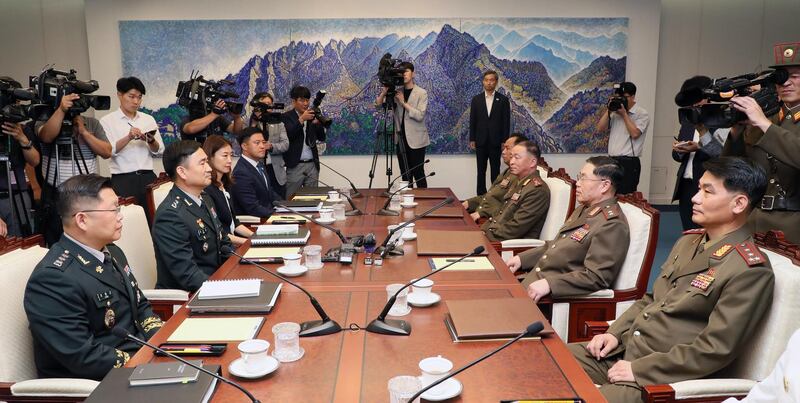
[20,139,33,150]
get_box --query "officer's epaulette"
[735,241,767,267]
[49,248,74,270]
[601,203,622,220]
[683,228,706,235]
[170,194,181,209]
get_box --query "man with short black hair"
[470,69,511,195]
[569,157,773,403]
[99,76,164,220]
[282,86,327,197]
[180,96,244,145]
[24,174,162,380]
[249,92,289,197]
[152,140,232,292]
[463,133,527,220]
[231,126,282,218]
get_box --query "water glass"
[389,195,402,211]
[388,375,422,403]
[304,245,323,269]
[271,322,303,362]
[333,203,346,221]
[386,283,410,316]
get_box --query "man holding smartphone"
[100,77,164,220]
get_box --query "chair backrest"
[145,172,173,225]
[614,193,659,298]
[721,231,800,381]
[539,168,576,240]
[117,202,158,289]
[0,237,48,382]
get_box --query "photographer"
[723,42,800,244]
[249,92,289,198]
[99,77,164,220]
[596,82,650,194]
[180,98,244,144]
[376,61,430,188]
[281,86,326,198]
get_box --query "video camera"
[0,78,48,126]
[608,83,628,112]
[29,68,110,118]
[311,90,333,128]
[378,53,405,91]
[176,71,244,116]
[249,99,284,124]
[678,69,787,128]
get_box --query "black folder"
[84,365,220,403]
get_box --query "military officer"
[569,157,774,403]
[24,174,163,380]
[152,140,232,292]
[463,133,527,221]
[481,140,550,241]
[506,156,629,301]
[723,42,800,244]
[724,328,800,402]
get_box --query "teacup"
[402,194,415,205]
[399,222,416,238]
[282,253,302,269]
[238,339,271,373]
[419,355,453,396]
[411,278,434,296]
[319,207,334,221]
[394,180,409,192]
[327,190,341,201]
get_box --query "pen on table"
[446,258,475,262]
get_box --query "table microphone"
[374,196,454,260]
[366,245,484,336]
[272,202,348,243]
[407,321,545,401]
[318,160,362,197]
[384,158,430,196]
[305,174,363,216]
[111,327,260,403]
[221,245,343,336]
[377,172,437,216]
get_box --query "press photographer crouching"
[249,92,289,198]
[177,72,244,145]
[596,82,650,194]
[720,41,800,244]
[0,76,41,237]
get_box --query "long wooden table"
[128,188,605,402]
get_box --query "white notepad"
[197,279,262,300]
[167,317,265,342]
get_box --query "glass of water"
[271,322,304,362]
[386,283,411,316]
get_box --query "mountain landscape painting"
[120,17,628,154]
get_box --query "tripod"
[368,88,410,189]
[0,138,32,237]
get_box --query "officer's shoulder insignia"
[51,249,72,269]
[602,204,622,220]
[683,228,706,235]
[735,241,766,267]
[710,244,734,260]
[531,177,543,187]
[170,196,180,209]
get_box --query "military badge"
[710,244,733,260]
[690,268,716,291]
[570,224,590,242]
[510,192,521,202]
[77,254,90,265]
[210,207,218,218]
[735,242,766,266]
[522,178,531,186]
[104,304,116,329]
[499,178,510,188]
[95,266,103,274]
[197,218,205,229]
[203,242,209,252]
[123,265,131,275]
[588,207,601,217]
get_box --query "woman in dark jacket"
[203,135,253,245]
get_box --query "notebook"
[187,282,282,314]
[444,298,553,342]
[266,214,309,224]
[428,256,494,271]
[274,200,323,212]
[236,215,261,224]
[196,279,261,300]
[242,246,302,263]
[293,186,334,196]
[250,227,311,246]
[85,366,219,403]
[292,195,328,201]
[255,224,299,236]
[167,317,265,342]
[128,360,201,386]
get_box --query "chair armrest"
[644,379,754,402]
[584,321,611,338]
[11,378,99,397]
[567,289,615,299]
[141,289,189,302]
[500,239,545,248]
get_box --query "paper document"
[167,317,264,342]
[243,247,302,259]
[429,256,494,271]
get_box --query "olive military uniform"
[481,170,550,242]
[465,168,516,218]
[24,235,163,380]
[153,185,233,292]
[568,226,775,403]
[519,198,629,297]
[723,106,800,244]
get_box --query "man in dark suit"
[470,70,511,195]
[231,126,282,218]
[282,86,327,198]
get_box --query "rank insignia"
[570,224,590,242]
[735,241,766,266]
[95,266,103,274]
[510,192,521,202]
[202,242,209,253]
[710,244,733,260]
[104,305,116,328]
[77,254,90,265]
[690,269,716,291]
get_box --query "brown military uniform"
[518,197,629,297]
[568,226,775,403]
[723,107,800,244]
[481,170,550,242]
[466,168,516,218]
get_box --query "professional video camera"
[608,83,628,112]
[176,71,244,115]
[378,53,405,92]
[249,99,285,124]
[310,90,333,128]
[678,69,787,129]
[0,78,47,126]
[29,68,110,118]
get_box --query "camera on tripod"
[0,77,48,126]
[176,71,244,115]
[311,90,333,128]
[378,53,406,94]
[250,99,284,124]
[29,68,111,118]
[608,83,629,112]
[677,69,787,128]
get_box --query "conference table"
[127,188,606,402]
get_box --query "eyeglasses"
[73,206,122,216]
[576,173,607,183]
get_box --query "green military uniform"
[153,185,232,292]
[723,107,800,244]
[481,170,550,242]
[519,198,629,297]
[24,235,163,380]
[465,168,517,218]
[568,226,775,403]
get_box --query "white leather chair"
[144,173,174,225]
[0,237,99,402]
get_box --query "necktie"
[257,161,270,189]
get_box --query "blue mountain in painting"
[511,41,579,82]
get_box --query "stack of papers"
[256,224,299,236]
[197,279,262,300]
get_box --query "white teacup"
[319,207,334,221]
[387,224,405,246]
[394,180,409,192]
[327,190,341,201]
[411,278,434,296]
[419,355,453,396]
[282,253,302,269]
[238,339,271,373]
[399,222,416,238]
[402,194,415,205]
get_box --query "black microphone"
[407,321,545,401]
[111,327,260,403]
[318,160,362,197]
[221,245,343,337]
[272,201,348,244]
[385,158,430,195]
[374,196,454,260]
[366,245,485,336]
[306,174,363,216]
[377,171,437,216]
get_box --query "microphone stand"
[272,202,357,264]
[223,246,343,337]
[383,158,431,197]
[112,327,260,403]
[366,245,484,336]
[377,172,437,216]
[372,196,454,262]
[318,160,362,197]
[308,174,363,216]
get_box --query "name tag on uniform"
[570,224,590,242]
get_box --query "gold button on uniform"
[633,330,641,336]
[535,267,541,272]
[542,255,547,259]
[643,313,649,319]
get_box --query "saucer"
[401,202,418,208]
[277,265,308,277]
[407,292,441,307]
[419,377,463,401]
[388,304,412,317]
[401,232,417,241]
[316,217,336,224]
[229,356,279,379]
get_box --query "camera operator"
[249,92,289,198]
[375,61,430,188]
[723,42,800,244]
[281,86,326,198]
[99,77,164,221]
[0,77,39,237]
[596,82,650,194]
[180,98,244,145]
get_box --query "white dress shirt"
[607,103,650,157]
[485,91,495,116]
[240,154,270,189]
[99,109,165,174]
